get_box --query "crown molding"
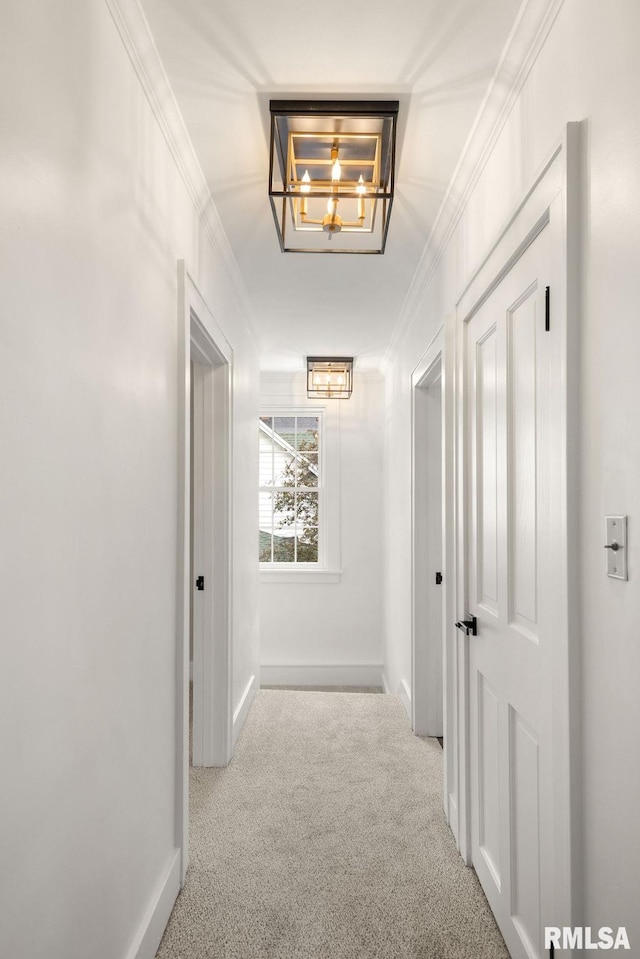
[103,0,258,347]
[380,0,566,375]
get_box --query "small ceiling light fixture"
[307,357,354,399]
[269,100,399,254]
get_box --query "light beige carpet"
[157,690,509,959]
[261,685,383,693]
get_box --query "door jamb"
[176,260,233,885]
[411,319,458,840]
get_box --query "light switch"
[605,515,627,580]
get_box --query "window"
[259,414,320,564]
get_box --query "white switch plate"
[605,515,627,580]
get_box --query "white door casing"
[455,125,581,954]
[177,261,233,884]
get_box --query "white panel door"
[465,224,562,959]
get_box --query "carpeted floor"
[157,690,509,959]
[261,685,383,693]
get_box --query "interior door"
[465,223,562,959]
[413,358,445,739]
[191,360,206,767]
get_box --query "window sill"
[259,567,341,584]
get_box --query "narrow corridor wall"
[0,2,259,957]
[383,0,640,944]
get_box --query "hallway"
[157,691,507,959]
[3,2,640,958]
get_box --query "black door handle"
[455,616,477,636]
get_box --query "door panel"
[478,673,501,888]
[477,327,499,613]
[508,289,539,635]
[510,707,540,956]
[467,225,555,959]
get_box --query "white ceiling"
[139,0,521,371]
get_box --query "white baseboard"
[260,663,383,688]
[232,673,257,748]
[380,673,410,721]
[449,794,459,834]
[125,848,180,959]
[398,678,412,721]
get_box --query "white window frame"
[259,383,341,584]
[259,411,323,566]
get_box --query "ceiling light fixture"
[269,100,399,254]
[306,357,354,399]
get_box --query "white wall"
[260,373,384,686]
[383,0,640,945]
[0,2,259,958]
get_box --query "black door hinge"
[195,575,204,591]
[435,572,443,585]
[545,285,550,331]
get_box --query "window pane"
[296,452,318,488]
[259,416,272,430]
[259,532,272,563]
[259,492,274,532]
[273,533,295,562]
[294,490,318,527]
[273,416,295,449]
[294,416,319,451]
[295,529,318,563]
[259,491,273,562]
[273,487,296,530]
[273,449,296,488]
[259,447,274,486]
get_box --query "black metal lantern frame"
[306,357,354,399]
[269,100,398,254]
